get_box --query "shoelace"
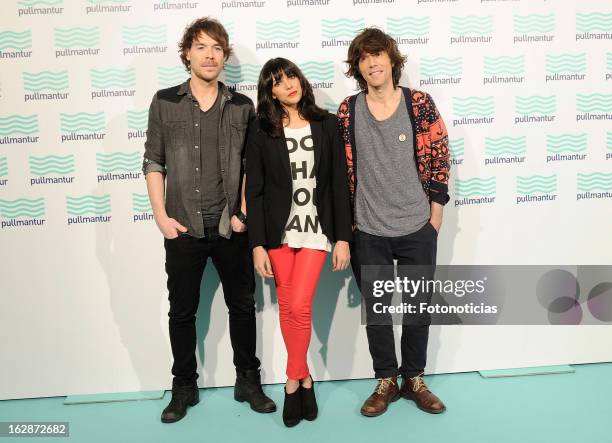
[409,374,428,393]
[375,377,395,395]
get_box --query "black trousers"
[350,221,438,379]
[164,230,260,386]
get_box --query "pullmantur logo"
[0,197,46,229]
[85,0,132,14]
[23,70,69,102]
[516,174,558,205]
[450,15,493,45]
[0,30,32,59]
[60,112,106,143]
[286,0,330,7]
[223,64,261,92]
[514,95,556,125]
[513,13,555,44]
[576,93,612,122]
[449,138,464,166]
[607,132,612,161]
[66,194,111,225]
[29,154,75,186]
[0,156,8,186]
[222,0,266,9]
[122,25,167,56]
[576,172,612,201]
[0,114,39,145]
[17,0,64,16]
[483,55,524,85]
[153,0,198,11]
[545,53,586,82]
[256,20,300,50]
[90,68,136,100]
[576,12,612,41]
[127,110,147,140]
[606,53,612,81]
[132,192,153,222]
[387,16,430,45]
[96,151,141,183]
[452,96,495,127]
[321,18,364,48]
[419,57,462,87]
[54,27,100,58]
[299,61,334,89]
[484,136,526,166]
[454,177,496,207]
[546,133,587,164]
[158,66,188,89]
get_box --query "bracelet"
[236,210,247,225]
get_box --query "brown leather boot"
[360,376,400,417]
[400,373,446,414]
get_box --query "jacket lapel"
[276,128,292,185]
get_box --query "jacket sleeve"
[245,124,268,249]
[142,92,166,176]
[426,93,451,205]
[329,115,353,242]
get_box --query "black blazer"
[245,112,352,250]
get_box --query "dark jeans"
[350,221,438,379]
[164,229,260,386]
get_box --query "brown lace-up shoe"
[400,373,446,414]
[360,376,400,417]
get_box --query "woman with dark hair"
[245,58,352,427]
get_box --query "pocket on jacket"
[165,121,187,150]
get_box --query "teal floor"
[1,363,610,443]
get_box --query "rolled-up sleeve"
[142,93,166,176]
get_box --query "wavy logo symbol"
[546,53,586,74]
[66,195,111,216]
[86,0,128,3]
[224,64,261,84]
[321,18,364,39]
[90,68,136,89]
[0,157,7,177]
[515,96,556,116]
[455,177,496,198]
[0,115,38,136]
[0,198,45,219]
[546,134,587,154]
[517,174,557,195]
[484,56,525,76]
[29,155,75,175]
[256,20,300,41]
[132,193,152,213]
[18,0,63,5]
[420,57,462,77]
[576,13,612,32]
[450,16,493,36]
[323,102,339,113]
[607,132,612,150]
[127,110,148,130]
[54,27,100,48]
[576,93,612,113]
[387,17,430,37]
[453,97,494,117]
[607,53,612,72]
[60,112,105,133]
[485,136,527,156]
[158,66,188,88]
[577,173,612,192]
[513,14,555,34]
[299,61,334,81]
[22,70,69,92]
[450,138,464,158]
[122,25,166,46]
[96,152,140,172]
[0,30,32,50]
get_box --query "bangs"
[265,59,300,84]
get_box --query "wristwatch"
[236,210,247,225]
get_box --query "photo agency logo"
[122,25,167,56]
[255,20,301,51]
[96,151,142,183]
[0,30,32,59]
[66,194,111,225]
[54,27,101,58]
[29,154,76,186]
[0,197,46,229]
[90,68,136,100]
[23,70,70,102]
[321,18,363,49]
[453,176,496,207]
[60,112,106,143]
[515,174,558,205]
[17,0,64,17]
[0,114,39,145]
[513,13,555,44]
[85,0,132,14]
[484,136,526,166]
[386,16,430,46]
[132,193,153,223]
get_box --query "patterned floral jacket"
[337,87,451,222]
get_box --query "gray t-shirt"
[354,91,430,237]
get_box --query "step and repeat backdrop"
[1,0,611,399]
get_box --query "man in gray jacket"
[142,17,275,423]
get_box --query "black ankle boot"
[234,369,276,413]
[301,377,318,421]
[161,381,199,423]
[283,386,302,427]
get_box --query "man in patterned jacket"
[338,27,450,418]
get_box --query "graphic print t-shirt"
[281,125,332,252]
